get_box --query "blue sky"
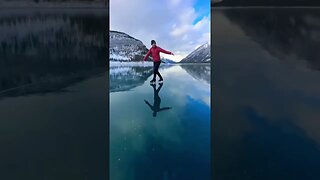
[110,0,210,62]
[193,0,210,24]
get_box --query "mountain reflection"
[109,66,153,92]
[0,9,107,98]
[109,65,211,93]
[222,8,320,70]
[181,65,210,84]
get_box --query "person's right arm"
[143,49,151,61]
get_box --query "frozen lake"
[109,64,211,180]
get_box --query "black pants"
[152,61,163,80]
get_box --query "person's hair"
[151,40,156,45]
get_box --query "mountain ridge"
[180,43,211,63]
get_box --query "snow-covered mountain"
[109,30,151,62]
[180,43,211,63]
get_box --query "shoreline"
[109,61,211,66]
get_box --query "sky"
[110,0,210,62]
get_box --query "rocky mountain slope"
[109,31,151,62]
[180,43,211,63]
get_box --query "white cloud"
[170,0,183,6]
[178,7,197,23]
[194,16,210,30]
[182,34,188,40]
[110,0,210,62]
[170,24,192,37]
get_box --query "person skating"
[143,40,174,84]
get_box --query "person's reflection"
[144,83,172,117]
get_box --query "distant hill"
[180,43,211,63]
[161,58,177,64]
[212,0,320,6]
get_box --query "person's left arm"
[159,107,172,111]
[158,47,174,55]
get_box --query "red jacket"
[143,46,172,62]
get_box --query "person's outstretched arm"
[144,99,154,110]
[143,49,151,61]
[159,107,172,111]
[158,47,174,55]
